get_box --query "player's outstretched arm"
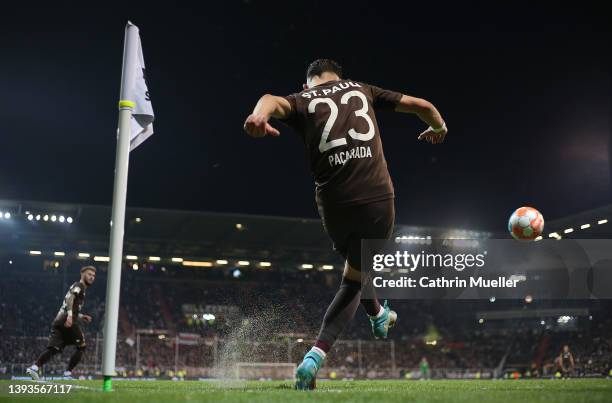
[395,95,447,144]
[244,94,292,138]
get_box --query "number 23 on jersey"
[308,90,375,153]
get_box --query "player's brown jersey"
[57,281,86,319]
[562,351,572,365]
[282,79,402,207]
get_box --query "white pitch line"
[23,378,100,392]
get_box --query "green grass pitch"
[1,379,612,403]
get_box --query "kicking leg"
[349,199,398,339]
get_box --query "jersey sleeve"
[278,93,301,132]
[367,84,403,111]
[70,283,82,295]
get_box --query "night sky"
[1,2,610,231]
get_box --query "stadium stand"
[1,200,611,379]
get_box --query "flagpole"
[101,22,140,392]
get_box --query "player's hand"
[243,113,280,138]
[418,126,447,144]
[64,316,73,328]
[81,314,92,324]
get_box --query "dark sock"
[313,340,330,353]
[361,298,382,317]
[314,277,362,352]
[36,348,59,367]
[67,349,84,371]
[360,280,382,316]
[361,281,381,316]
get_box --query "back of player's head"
[306,59,343,80]
[80,265,96,274]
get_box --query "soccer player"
[244,59,447,389]
[26,266,96,380]
[419,356,431,380]
[558,344,575,378]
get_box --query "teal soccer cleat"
[370,300,397,339]
[295,349,324,390]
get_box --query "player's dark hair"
[80,265,96,274]
[306,59,343,80]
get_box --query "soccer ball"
[508,206,544,241]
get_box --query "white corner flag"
[123,21,154,151]
[102,21,154,392]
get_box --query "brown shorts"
[318,198,395,270]
[47,317,86,350]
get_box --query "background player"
[26,266,96,380]
[419,356,431,380]
[244,59,447,389]
[557,344,575,378]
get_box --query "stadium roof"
[4,199,607,267]
[0,199,337,264]
[545,204,612,239]
[0,199,481,264]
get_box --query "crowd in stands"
[1,260,611,378]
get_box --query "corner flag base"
[103,376,113,392]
